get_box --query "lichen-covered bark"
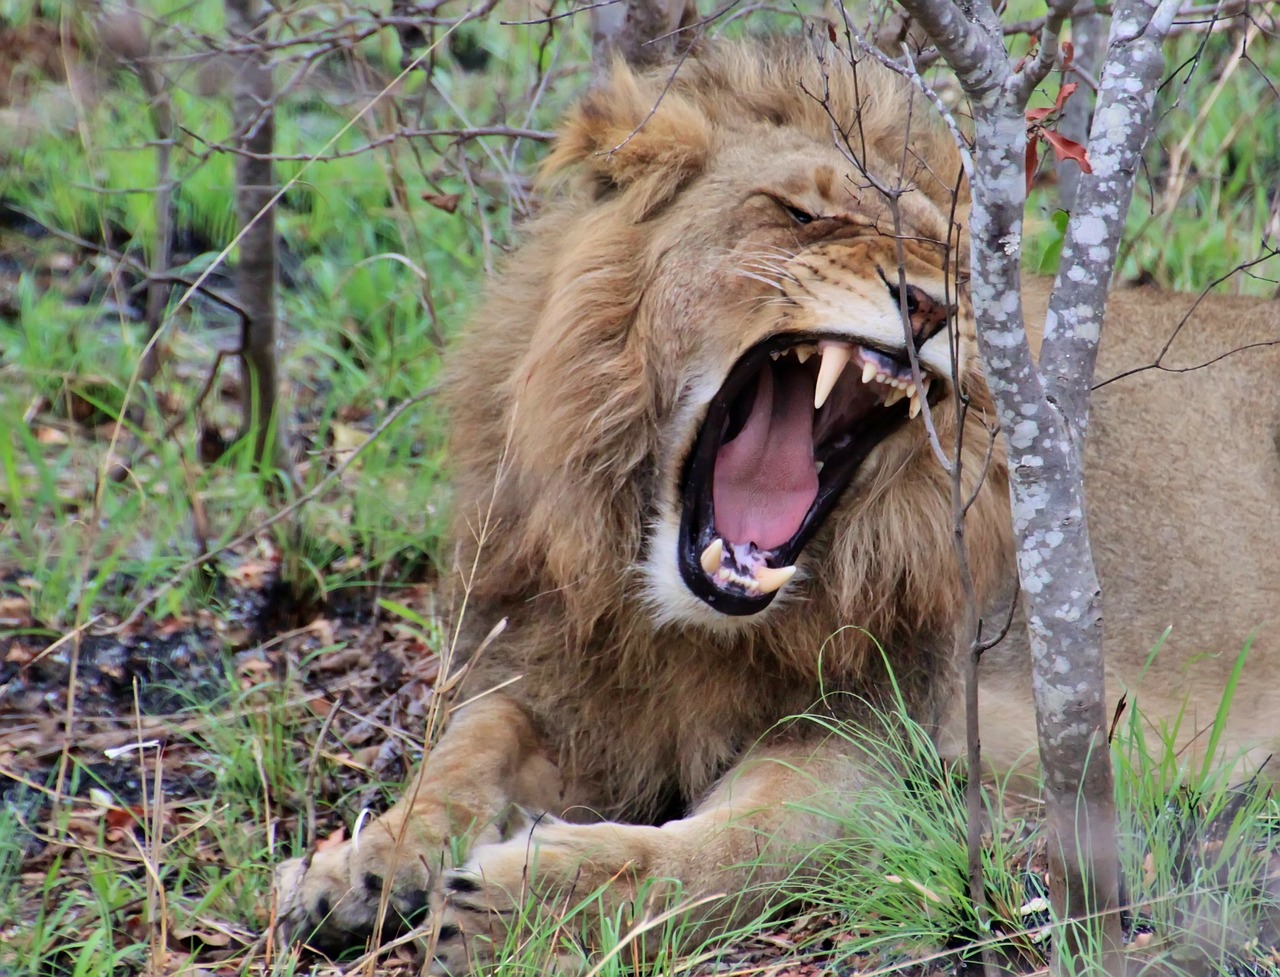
[890,0,1179,970]
[1040,0,1182,434]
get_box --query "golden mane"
[443,38,1005,793]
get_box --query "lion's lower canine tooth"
[754,564,797,595]
[814,343,853,409]
[700,538,724,575]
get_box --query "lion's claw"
[273,837,433,954]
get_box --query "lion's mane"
[441,38,1011,821]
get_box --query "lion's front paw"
[427,822,660,975]
[425,835,541,975]
[274,823,437,954]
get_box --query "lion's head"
[447,36,1007,648]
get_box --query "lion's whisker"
[738,270,786,290]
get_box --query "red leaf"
[1025,136,1042,193]
[1026,83,1080,124]
[1042,130,1092,172]
[1053,81,1079,114]
[105,804,147,830]
[1061,40,1075,71]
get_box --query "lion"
[275,35,1280,971]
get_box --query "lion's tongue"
[713,365,819,551]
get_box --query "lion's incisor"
[275,36,1280,971]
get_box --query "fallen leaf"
[170,923,233,949]
[4,642,35,665]
[315,826,346,851]
[423,191,462,213]
[33,425,70,445]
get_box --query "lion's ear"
[542,61,711,216]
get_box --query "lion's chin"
[643,516,806,631]
[674,332,942,618]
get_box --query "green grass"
[0,3,582,629]
[773,655,1280,976]
[1024,27,1280,294]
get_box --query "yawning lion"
[276,35,1280,971]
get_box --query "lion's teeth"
[753,564,797,595]
[700,538,724,575]
[861,361,877,384]
[814,343,852,409]
[905,382,917,399]
[908,391,923,418]
[883,386,907,407]
[796,345,815,364]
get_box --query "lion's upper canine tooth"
[754,564,797,595]
[814,343,853,409]
[883,386,907,407]
[700,538,724,575]
[861,361,877,384]
[908,391,923,419]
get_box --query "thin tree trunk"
[228,0,284,472]
[97,3,173,383]
[885,0,1179,968]
[590,0,699,70]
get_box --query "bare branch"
[1013,0,1080,99]
[893,0,1007,97]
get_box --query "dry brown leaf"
[4,641,35,665]
[423,191,462,213]
[33,425,70,445]
[315,826,346,851]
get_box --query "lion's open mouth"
[678,335,942,615]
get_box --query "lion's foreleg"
[432,738,861,972]
[275,692,561,951]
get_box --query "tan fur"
[275,37,1280,970]
[945,282,1280,778]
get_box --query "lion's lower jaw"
[640,516,805,631]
